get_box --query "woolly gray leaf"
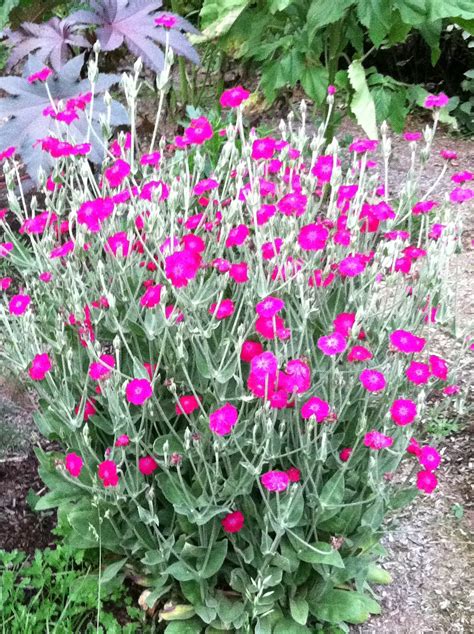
[0,53,128,183]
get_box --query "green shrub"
[0,57,470,631]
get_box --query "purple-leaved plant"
[3,17,91,72]
[0,54,128,182]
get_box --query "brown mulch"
[0,449,56,554]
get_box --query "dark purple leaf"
[68,0,200,73]
[2,17,91,72]
[0,54,128,183]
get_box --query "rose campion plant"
[0,57,469,632]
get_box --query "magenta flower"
[140,284,163,309]
[419,446,441,471]
[140,151,161,166]
[301,396,330,422]
[261,238,283,260]
[406,361,431,385]
[255,296,285,318]
[317,332,347,356]
[416,470,437,494]
[155,13,177,28]
[260,470,290,492]
[333,312,356,337]
[359,369,386,392]
[429,354,448,380]
[65,453,84,478]
[347,345,373,362]
[339,447,352,462]
[104,159,130,188]
[193,178,219,196]
[50,240,75,259]
[298,223,329,251]
[338,254,366,277]
[277,191,307,217]
[403,131,422,142]
[240,340,264,363]
[183,116,213,145]
[280,359,311,394]
[209,298,235,320]
[220,86,250,108]
[250,351,278,381]
[209,403,238,436]
[255,315,290,341]
[29,353,52,381]
[165,249,201,288]
[226,224,249,248]
[450,187,473,204]
[98,460,119,487]
[105,231,131,257]
[0,242,13,257]
[251,137,276,160]
[412,200,438,215]
[126,379,153,406]
[423,92,449,109]
[311,155,337,183]
[9,294,31,316]
[176,394,201,415]
[390,399,417,426]
[115,434,130,447]
[221,510,245,533]
[389,329,426,354]
[89,354,115,381]
[138,456,158,475]
[229,262,249,284]
[364,430,393,450]
[27,67,53,83]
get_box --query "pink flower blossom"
[221,510,245,533]
[29,353,52,381]
[260,470,290,492]
[140,284,163,308]
[77,198,114,233]
[220,86,250,108]
[98,460,119,487]
[39,272,52,283]
[389,329,426,354]
[140,151,161,166]
[406,361,431,385]
[0,146,15,161]
[105,231,130,257]
[0,277,12,290]
[89,354,115,381]
[115,434,130,447]
[359,369,386,392]
[138,456,158,475]
[407,437,422,456]
[261,238,283,260]
[423,92,449,109]
[0,242,13,257]
[298,223,329,251]
[65,453,83,477]
[317,332,347,356]
[226,224,249,248]
[184,116,213,145]
[347,345,373,362]
[75,398,97,422]
[165,249,201,288]
[312,154,337,182]
[338,254,366,277]
[340,447,352,462]
[256,204,276,225]
[429,354,448,380]
[450,187,473,204]
[277,191,307,217]
[301,396,330,422]
[209,298,235,320]
[229,262,249,283]
[252,137,276,160]
[412,200,438,215]
[451,170,473,184]
[403,131,422,142]
[419,446,441,471]
[126,379,153,405]
[27,67,53,83]
[443,384,460,396]
[193,178,219,196]
[255,296,285,318]
[333,313,356,337]
[255,315,290,340]
[250,351,278,382]
[364,430,393,450]
[280,359,311,394]
[155,13,177,28]
[9,294,31,316]
[50,240,75,259]
[241,340,264,362]
[176,395,201,415]
[209,403,238,435]
[416,470,437,494]
[349,139,378,153]
[390,398,417,426]
[104,159,130,188]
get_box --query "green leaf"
[165,618,203,634]
[367,563,393,585]
[269,0,293,12]
[274,618,311,633]
[430,0,474,21]
[160,604,196,621]
[100,557,127,585]
[357,0,394,46]
[291,539,345,568]
[309,589,381,624]
[300,65,329,104]
[361,498,385,531]
[393,0,429,25]
[348,60,378,139]
[389,487,418,510]
[319,471,345,510]
[307,0,355,30]
[0,0,21,30]
[198,540,228,579]
[200,0,251,39]
[419,20,442,64]
[290,596,309,625]
[167,561,200,582]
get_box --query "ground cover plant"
[0,53,472,632]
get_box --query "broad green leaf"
[300,65,329,104]
[309,589,381,624]
[357,0,394,46]
[290,596,309,625]
[419,20,442,64]
[361,498,385,531]
[291,539,345,568]
[307,0,355,30]
[200,0,251,39]
[159,604,196,621]
[100,557,127,584]
[319,471,345,509]
[270,0,293,12]
[393,0,430,24]
[389,486,418,509]
[198,540,228,579]
[166,560,199,582]
[0,0,21,30]
[430,0,474,20]
[165,618,203,634]
[348,60,378,139]
[367,563,393,585]
[274,618,311,633]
